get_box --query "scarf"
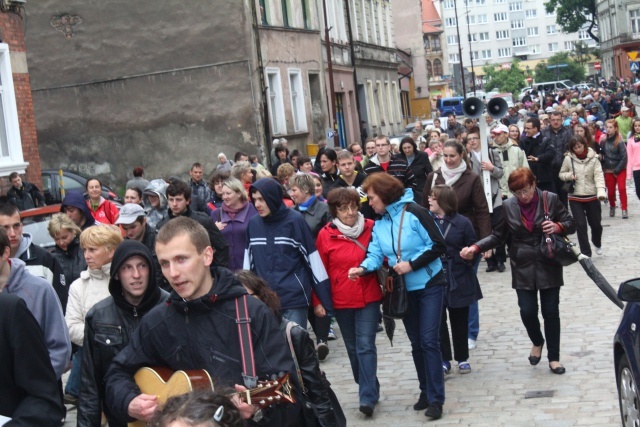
[221,201,247,220]
[634,134,640,142]
[440,161,467,186]
[332,212,365,239]
[298,195,316,212]
[518,191,539,233]
[574,149,588,160]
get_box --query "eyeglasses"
[513,186,534,197]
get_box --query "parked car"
[41,169,123,205]
[573,83,595,91]
[435,96,464,116]
[519,87,533,100]
[466,90,488,100]
[614,277,640,425]
[20,204,61,249]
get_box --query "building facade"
[597,0,640,80]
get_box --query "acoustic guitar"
[128,367,295,427]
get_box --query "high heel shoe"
[528,340,545,366]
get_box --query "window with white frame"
[527,27,539,36]
[449,53,460,63]
[512,37,527,46]
[266,68,287,135]
[443,0,455,8]
[476,0,486,5]
[511,20,525,29]
[578,30,590,39]
[467,15,476,25]
[631,9,640,36]
[479,32,490,41]
[530,44,540,53]
[447,35,459,45]
[478,14,488,23]
[391,81,401,124]
[369,0,378,44]
[496,30,509,39]
[0,43,27,174]
[497,47,511,57]
[548,42,558,52]
[494,13,507,22]
[509,2,523,11]
[445,17,457,27]
[366,80,378,126]
[564,40,575,50]
[469,33,478,42]
[495,0,505,3]
[385,81,395,124]
[288,69,307,132]
[376,81,386,125]
[525,9,537,18]
[481,49,492,59]
[471,51,480,60]
[546,25,556,34]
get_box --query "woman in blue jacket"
[428,185,482,375]
[348,173,447,420]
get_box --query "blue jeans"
[402,285,445,406]
[282,308,308,330]
[468,256,481,340]
[65,347,83,397]
[334,302,381,407]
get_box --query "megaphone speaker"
[487,97,509,120]
[462,97,484,119]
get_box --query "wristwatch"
[252,409,264,422]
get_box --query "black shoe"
[486,265,497,272]
[359,404,374,416]
[497,262,506,272]
[376,323,384,333]
[425,404,443,419]
[316,341,329,361]
[528,340,544,366]
[413,392,428,410]
[549,363,566,375]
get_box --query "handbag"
[561,158,575,193]
[345,234,389,291]
[539,191,578,267]
[382,205,410,319]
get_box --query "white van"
[534,80,577,92]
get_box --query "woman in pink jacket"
[627,118,640,202]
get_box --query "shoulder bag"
[561,158,575,194]
[382,205,410,319]
[539,191,578,267]
[345,234,388,291]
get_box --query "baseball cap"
[540,114,549,121]
[491,124,509,134]
[596,121,604,127]
[545,106,554,113]
[586,115,596,123]
[115,203,146,225]
[621,106,630,112]
[518,109,527,116]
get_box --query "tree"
[534,52,586,83]
[570,41,592,67]
[544,0,598,42]
[482,59,527,96]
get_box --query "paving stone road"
[65,181,639,427]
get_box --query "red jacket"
[87,198,119,225]
[315,219,382,309]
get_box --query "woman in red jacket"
[86,178,119,225]
[316,187,383,417]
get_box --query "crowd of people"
[1,83,639,426]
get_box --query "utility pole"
[465,7,476,96]
[322,0,339,147]
[454,0,467,96]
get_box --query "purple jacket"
[211,203,259,271]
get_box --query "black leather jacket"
[52,238,87,309]
[519,134,556,183]
[282,320,338,427]
[601,136,628,175]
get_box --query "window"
[366,80,378,126]
[288,69,307,132]
[525,9,537,18]
[476,0,486,5]
[495,0,505,3]
[376,81,386,126]
[447,35,459,45]
[564,40,576,50]
[446,17,457,27]
[449,53,460,63]
[496,30,509,39]
[469,33,478,42]
[433,36,441,50]
[546,25,556,34]
[479,32,490,41]
[281,0,290,27]
[471,51,480,60]
[266,68,286,135]
[424,36,430,49]
[258,0,269,25]
[481,49,492,59]
[578,29,590,39]
[467,15,476,25]
[302,0,310,29]
[530,44,540,53]
[426,59,433,76]
[527,27,539,36]
[497,47,511,57]
[512,37,527,46]
[546,9,555,16]
[631,9,640,36]
[511,20,525,29]
[443,0,455,8]
[494,13,507,22]
[433,59,443,76]
[0,44,26,174]
[548,42,558,52]
[478,14,488,23]
[509,2,523,11]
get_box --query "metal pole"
[453,0,467,96]
[322,0,339,147]
[465,7,475,96]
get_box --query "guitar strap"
[235,295,258,388]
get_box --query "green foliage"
[544,0,599,42]
[533,53,586,83]
[482,59,527,96]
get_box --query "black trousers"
[486,205,506,266]
[553,172,568,207]
[634,170,640,201]
[308,306,331,343]
[516,287,561,362]
[439,305,470,363]
[568,199,603,257]
[537,181,554,193]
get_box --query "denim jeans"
[334,302,381,407]
[468,256,481,340]
[402,285,445,406]
[282,308,309,330]
[64,346,83,397]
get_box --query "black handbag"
[382,205,410,319]
[539,191,578,267]
[561,158,576,193]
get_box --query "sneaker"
[413,392,428,411]
[622,210,629,219]
[316,341,329,361]
[468,338,477,350]
[610,206,616,217]
[327,328,337,340]
[458,361,471,374]
[595,247,603,255]
[425,404,443,419]
[442,361,452,374]
[359,404,374,416]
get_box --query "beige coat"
[558,148,606,199]
[65,263,111,346]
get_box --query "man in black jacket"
[157,180,229,268]
[542,112,573,206]
[78,240,169,427]
[363,136,416,191]
[105,217,299,426]
[7,172,45,211]
[520,118,556,192]
[0,293,65,426]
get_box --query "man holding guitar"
[105,217,299,426]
